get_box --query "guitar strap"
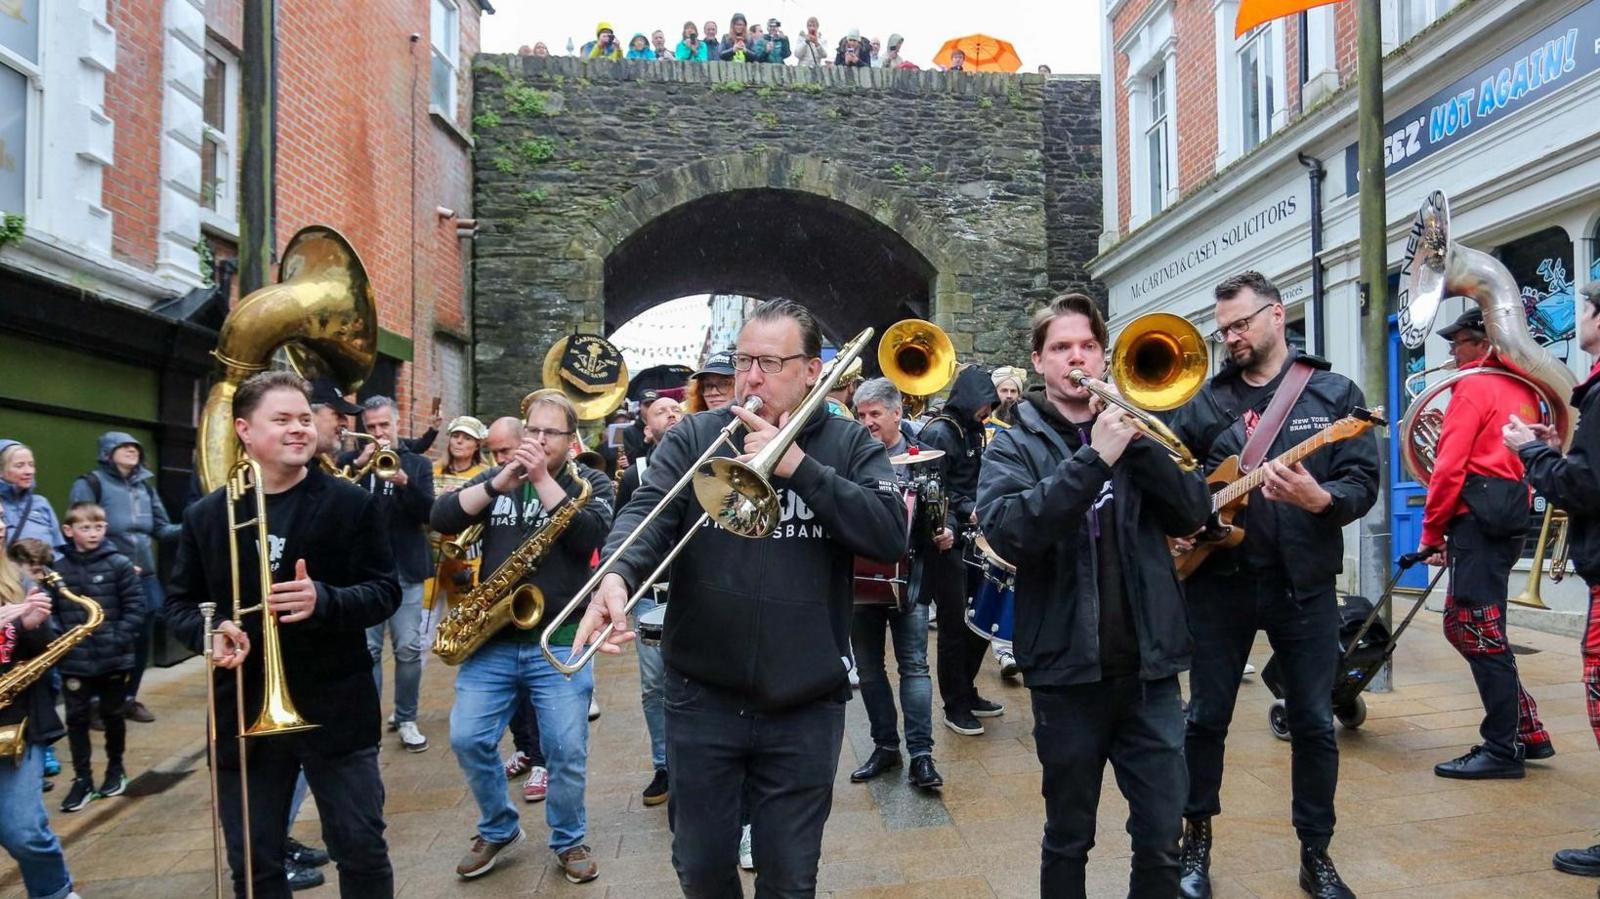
[1238,359,1316,473]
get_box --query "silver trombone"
[539,327,876,676]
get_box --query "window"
[1399,0,1454,44]
[200,42,239,229]
[430,0,459,117]
[0,0,41,217]
[1145,69,1169,219]
[1239,26,1277,152]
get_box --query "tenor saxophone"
[0,571,104,763]
[432,462,593,665]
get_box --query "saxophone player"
[429,391,614,884]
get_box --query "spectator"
[685,351,735,413]
[947,48,967,72]
[49,502,146,813]
[755,18,790,64]
[880,34,905,68]
[533,42,550,57]
[651,29,670,59]
[0,440,65,551]
[68,432,181,724]
[719,13,752,61]
[675,21,709,61]
[871,38,882,60]
[582,22,621,59]
[399,405,442,456]
[836,29,872,67]
[703,19,719,48]
[625,33,655,59]
[794,16,827,66]
[517,45,533,56]
[1038,64,1052,74]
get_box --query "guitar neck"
[1214,429,1338,508]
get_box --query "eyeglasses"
[1208,303,1278,343]
[731,353,809,374]
[524,427,574,441]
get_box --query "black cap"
[308,379,363,415]
[1436,308,1486,341]
[693,351,736,378]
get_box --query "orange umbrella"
[932,34,1021,73]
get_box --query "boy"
[50,502,145,812]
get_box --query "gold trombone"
[1512,504,1571,609]
[203,458,318,899]
[339,428,400,481]
[1069,312,1207,471]
[540,327,878,676]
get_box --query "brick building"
[0,0,489,515]
[1092,0,1600,613]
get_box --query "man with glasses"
[430,393,615,884]
[1168,271,1379,899]
[688,352,736,412]
[576,299,908,897]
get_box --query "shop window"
[1494,226,1575,366]
[1591,218,1600,281]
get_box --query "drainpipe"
[1297,151,1326,357]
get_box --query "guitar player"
[1165,271,1381,899]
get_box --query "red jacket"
[1421,355,1539,547]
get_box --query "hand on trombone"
[732,404,806,478]
[212,621,251,669]
[571,572,637,660]
[1089,405,1140,466]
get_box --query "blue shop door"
[1388,316,1428,588]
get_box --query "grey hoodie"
[67,431,180,573]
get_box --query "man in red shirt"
[1418,308,1554,780]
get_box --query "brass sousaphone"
[879,318,958,417]
[542,333,629,422]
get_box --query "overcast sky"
[480,1,1101,74]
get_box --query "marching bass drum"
[966,534,1015,645]
[853,486,917,611]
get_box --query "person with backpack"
[68,432,181,724]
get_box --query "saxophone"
[0,571,104,763]
[432,462,594,665]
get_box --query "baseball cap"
[1436,308,1486,341]
[446,415,488,440]
[639,388,685,410]
[693,351,736,379]
[308,379,363,415]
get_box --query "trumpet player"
[1417,308,1553,780]
[1504,280,1600,880]
[165,371,401,899]
[429,392,614,884]
[308,379,364,474]
[575,300,907,898]
[977,293,1209,899]
[350,397,435,753]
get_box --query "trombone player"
[574,300,908,897]
[165,371,400,899]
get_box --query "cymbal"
[889,447,945,466]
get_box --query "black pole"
[1297,11,1310,115]
[239,0,276,296]
[1297,151,1326,356]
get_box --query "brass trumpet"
[1512,505,1571,609]
[1069,312,1207,471]
[340,428,400,481]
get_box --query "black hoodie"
[918,366,999,522]
[604,405,907,710]
[1521,360,1600,582]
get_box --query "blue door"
[1387,315,1428,588]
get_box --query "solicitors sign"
[1123,187,1306,306]
[1343,0,1600,196]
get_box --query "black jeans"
[934,550,988,717]
[1185,572,1340,848]
[508,685,546,768]
[62,670,130,778]
[1033,675,1186,899]
[1445,515,1526,762]
[216,744,392,899]
[664,670,845,899]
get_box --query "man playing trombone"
[575,299,908,898]
[977,292,1210,898]
[166,371,401,899]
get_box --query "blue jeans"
[449,640,593,852]
[850,601,933,758]
[630,596,667,771]
[366,581,425,723]
[0,746,74,899]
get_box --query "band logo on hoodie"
[697,488,829,540]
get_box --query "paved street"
[7,609,1600,899]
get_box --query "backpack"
[79,469,157,507]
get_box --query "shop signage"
[1124,187,1305,305]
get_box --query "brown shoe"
[125,701,156,723]
[455,830,525,879]
[557,844,599,883]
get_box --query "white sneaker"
[738,823,754,870]
[1243,662,1257,677]
[397,720,429,753]
[588,698,601,721]
[847,663,860,688]
[997,650,1019,679]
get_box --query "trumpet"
[540,327,877,676]
[340,428,400,481]
[1068,312,1207,471]
[441,522,484,561]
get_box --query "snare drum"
[637,603,667,647]
[966,535,1015,645]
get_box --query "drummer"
[849,378,952,791]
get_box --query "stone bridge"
[470,55,1101,414]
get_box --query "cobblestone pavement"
[7,611,1600,898]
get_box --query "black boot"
[850,747,902,783]
[1553,843,1600,876]
[1178,817,1212,899]
[1433,745,1524,780]
[1299,845,1356,898]
[908,755,943,790]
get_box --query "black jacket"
[430,462,614,644]
[342,450,434,583]
[978,391,1209,687]
[50,545,146,676]
[918,366,999,523]
[0,616,66,745]
[1520,362,1600,582]
[165,465,401,766]
[1168,352,1381,596]
[604,407,906,710]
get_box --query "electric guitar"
[1173,407,1385,579]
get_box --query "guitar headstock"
[1329,406,1386,439]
